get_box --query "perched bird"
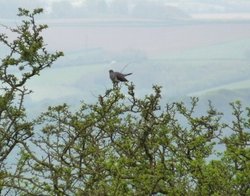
[109,70,132,85]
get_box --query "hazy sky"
[1,0,250,16]
[45,0,250,12]
[39,0,250,21]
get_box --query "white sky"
[40,0,250,20]
[41,0,250,8]
[1,0,250,20]
[43,0,250,14]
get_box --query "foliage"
[0,8,63,194]
[1,8,250,196]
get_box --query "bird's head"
[109,70,114,73]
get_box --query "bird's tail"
[124,73,132,76]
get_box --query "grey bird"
[109,70,132,84]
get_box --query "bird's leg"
[112,81,118,89]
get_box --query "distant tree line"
[0,0,188,20]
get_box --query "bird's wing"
[115,72,128,81]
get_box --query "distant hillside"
[198,88,249,121]
[199,88,250,106]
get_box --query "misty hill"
[2,12,249,118]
